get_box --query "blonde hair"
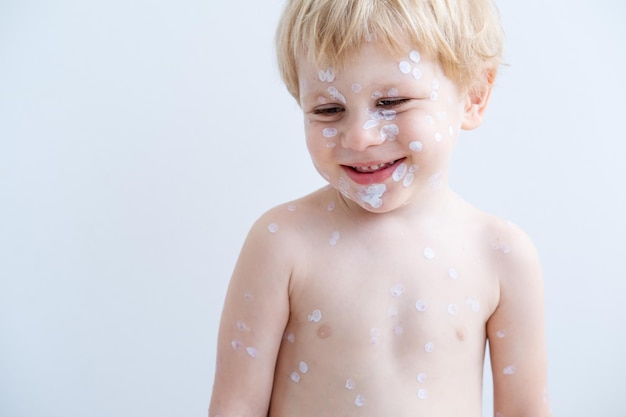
[276,0,505,100]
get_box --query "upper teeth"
[354,161,394,173]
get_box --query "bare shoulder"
[472,208,542,283]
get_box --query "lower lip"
[342,159,404,185]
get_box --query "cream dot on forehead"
[328,86,346,104]
[371,90,383,99]
[388,88,399,97]
[399,61,411,74]
[417,373,427,383]
[409,50,421,63]
[351,83,362,93]
[424,342,434,353]
[318,67,335,82]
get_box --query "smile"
[343,158,405,185]
[351,161,397,173]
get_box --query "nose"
[339,112,382,152]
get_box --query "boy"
[209,0,551,416]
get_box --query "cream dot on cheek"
[503,365,516,375]
[409,141,423,152]
[268,223,278,233]
[323,127,338,138]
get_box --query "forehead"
[297,42,439,93]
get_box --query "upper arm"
[486,224,552,416]
[209,212,294,417]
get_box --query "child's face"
[298,42,471,213]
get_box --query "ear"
[461,70,496,131]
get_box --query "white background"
[1,0,625,416]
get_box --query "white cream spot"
[246,347,258,358]
[448,304,458,315]
[236,320,250,332]
[409,164,419,173]
[503,365,516,375]
[412,67,423,80]
[299,361,309,374]
[415,300,427,312]
[338,177,350,193]
[409,141,423,152]
[326,141,336,148]
[434,132,442,142]
[357,183,386,208]
[369,328,380,345]
[417,373,427,383]
[390,283,405,297]
[423,247,435,260]
[231,340,242,351]
[308,309,322,322]
[392,162,408,182]
[329,231,340,246]
[428,171,443,190]
[345,379,356,390]
[287,204,297,211]
[388,88,399,97]
[290,372,300,382]
[355,394,365,407]
[371,90,383,99]
[399,61,411,74]
[328,86,346,104]
[318,67,335,82]
[323,127,338,138]
[317,96,327,104]
[424,342,434,353]
[327,201,336,211]
[409,50,421,63]
[430,90,439,101]
[388,306,398,317]
[448,268,458,279]
[286,333,296,343]
[418,389,428,400]
[431,78,440,90]
[268,223,278,233]
[471,300,480,312]
[380,124,399,141]
[363,119,379,129]
[403,173,414,187]
[496,330,507,339]
[351,83,362,93]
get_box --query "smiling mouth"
[348,159,401,173]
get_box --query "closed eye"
[313,106,344,115]
[377,98,411,108]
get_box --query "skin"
[209,42,551,417]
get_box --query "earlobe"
[461,70,496,131]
